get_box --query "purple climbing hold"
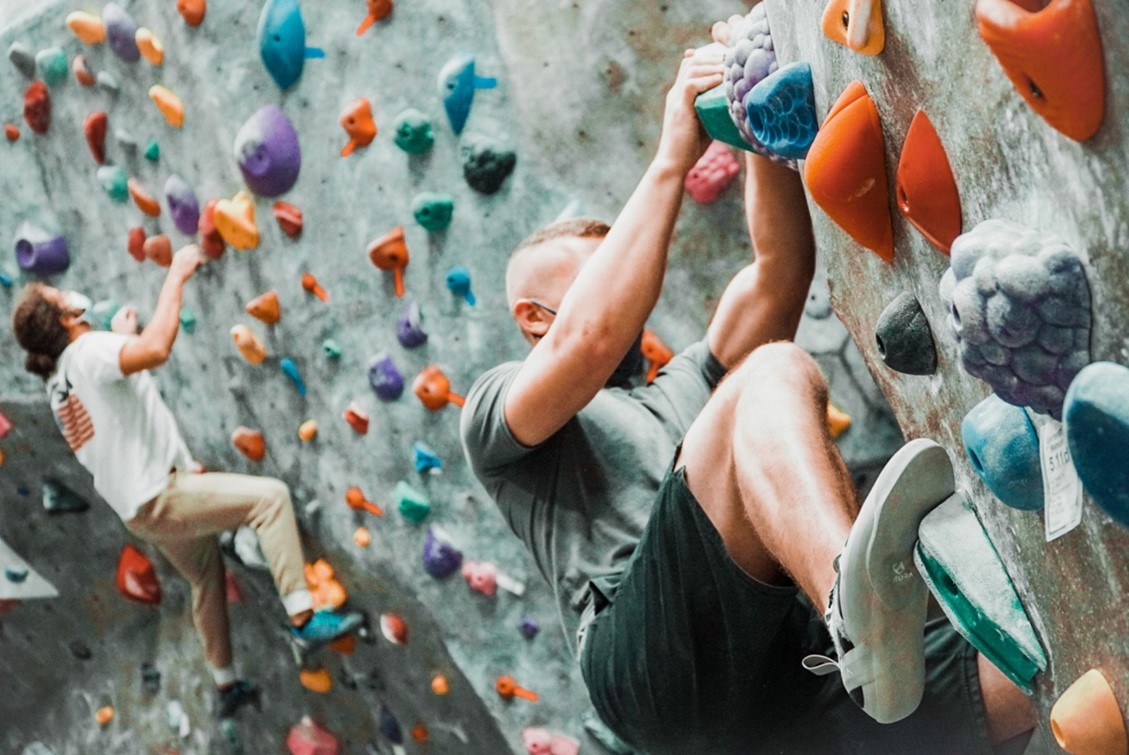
[519,617,540,639]
[422,525,463,579]
[723,4,793,167]
[234,105,301,197]
[438,54,497,135]
[164,175,201,236]
[367,352,404,401]
[14,221,69,276]
[397,300,429,348]
[102,3,141,63]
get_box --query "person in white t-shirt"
[12,244,363,719]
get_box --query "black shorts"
[580,467,993,754]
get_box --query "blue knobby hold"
[745,62,818,161]
[1063,361,1129,529]
[961,394,1044,511]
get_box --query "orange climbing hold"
[299,668,333,694]
[83,111,108,165]
[214,191,259,250]
[143,234,173,267]
[367,226,410,297]
[340,98,377,157]
[821,0,885,55]
[5,123,20,142]
[413,365,464,411]
[827,401,852,439]
[895,110,961,254]
[301,272,329,302]
[116,543,162,604]
[431,674,450,695]
[231,324,268,364]
[198,199,226,259]
[245,290,281,324]
[496,675,539,702]
[273,201,303,238]
[353,526,372,547]
[232,427,266,462]
[149,85,184,128]
[127,227,146,262]
[641,330,673,383]
[135,28,165,65]
[23,81,51,135]
[345,486,384,517]
[66,11,106,45]
[342,403,370,435]
[329,634,356,654]
[1050,669,1128,755]
[306,559,347,610]
[976,0,1105,142]
[73,55,95,86]
[298,420,318,442]
[356,0,393,35]
[128,178,162,217]
[410,723,429,743]
[803,80,893,263]
[95,705,115,726]
[177,0,206,27]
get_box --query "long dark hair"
[12,284,70,380]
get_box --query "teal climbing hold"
[412,192,453,231]
[0,270,12,287]
[438,54,496,135]
[392,108,434,154]
[695,83,753,152]
[34,48,67,87]
[1063,361,1129,528]
[42,480,89,513]
[445,266,475,305]
[257,0,324,90]
[412,442,442,473]
[97,165,129,203]
[280,357,307,396]
[961,395,1043,511]
[394,480,431,524]
[144,138,160,162]
[91,300,121,331]
[321,339,342,359]
[915,494,1047,694]
[179,308,196,334]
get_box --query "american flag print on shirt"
[50,378,94,452]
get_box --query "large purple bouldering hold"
[234,105,301,197]
[723,4,792,167]
[367,352,404,401]
[164,175,201,236]
[940,219,1092,419]
[102,3,141,63]
[397,300,428,348]
[14,221,69,276]
[422,525,462,578]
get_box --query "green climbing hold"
[394,480,430,524]
[91,300,120,331]
[97,165,129,203]
[393,108,434,154]
[144,138,160,161]
[694,82,753,153]
[321,339,342,359]
[411,192,454,232]
[179,307,196,334]
[35,47,68,87]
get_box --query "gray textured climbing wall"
[765,0,1129,748]
[0,1,899,752]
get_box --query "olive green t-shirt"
[460,341,727,655]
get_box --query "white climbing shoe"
[802,438,955,724]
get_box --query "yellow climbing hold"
[214,191,260,250]
[66,12,105,44]
[298,667,333,693]
[298,420,318,442]
[826,401,852,439]
[148,85,184,128]
[135,28,165,65]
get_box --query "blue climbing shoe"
[289,609,365,655]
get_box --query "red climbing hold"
[367,226,410,297]
[245,290,281,324]
[177,0,206,27]
[143,234,173,267]
[339,98,377,157]
[4,123,19,142]
[342,403,369,435]
[84,111,108,165]
[23,81,50,135]
[380,613,409,645]
[301,272,329,302]
[412,365,464,411]
[225,570,243,603]
[232,427,266,461]
[127,227,146,262]
[116,543,162,604]
[684,141,740,204]
[73,55,95,86]
[286,716,340,755]
[895,110,961,254]
[356,0,393,35]
[198,199,226,260]
[273,201,303,238]
[641,330,673,383]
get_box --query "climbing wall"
[764,0,1129,748]
[0,0,901,752]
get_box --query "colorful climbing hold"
[305,559,347,609]
[144,138,160,161]
[322,339,342,359]
[214,191,260,250]
[342,402,369,434]
[462,560,498,596]
[353,526,372,548]
[8,42,35,78]
[438,54,496,135]
[280,358,307,395]
[66,11,106,44]
[744,62,818,161]
[128,178,162,217]
[411,192,454,231]
[410,724,429,744]
[299,668,333,693]
[394,480,430,523]
[961,394,1043,511]
[0,411,11,440]
[368,353,404,401]
[345,486,384,517]
[1050,669,1127,755]
[164,175,201,235]
[98,166,129,203]
[135,28,164,65]
[124,227,145,262]
[257,0,325,90]
[235,105,301,196]
[445,266,476,305]
[149,85,184,128]
[35,48,68,87]
[496,675,538,702]
[301,272,329,301]
[874,292,937,376]
[83,112,108,165]
[722,5,793,165]
[356,0,393,35]
[684,141,740,204]
[198,200,226,259]
[246,290,281,324]
[42,479,89,513]
[821,0,885,55]
[339,98,376,157]
[412,365,464,410]
[91,300,121,331]
[103,3,140,62]
[396,300,428,348]
[116,543,162,604]
[231,324,268,364]
[1063,362,1129,528]
[23,80,50,134]
[232,427,266,461]
[695,82,752,153]
[412,441,442,473]
[96,706,115,726]
[72,55,95,86]
[179,308,196,334]
[378,706,403,744]
[286,716,339,755]
[895,110,961,254]
[392,108,434,154]
[803,80,893,262]
[273,201,303,237]
[380,613,409,645]
[177,0,207,27]
[14,221,69,276]
[367,226,410,297]
[4,123,19,142]
[826,402,851,439]
[298,419,318,442]
[462,134,516,194]
[523,728,581,755]
[431,674,450,695]
[641,330,673,383]
[422,525,462,578]
[519,617,540,639]
[143,234,173,267]
[976,0,1105,142]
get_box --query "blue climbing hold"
[1063,361,1129,528]
[961,395,1044,511]
[5,566,28,583]
[745,62,818,161]
[412,441,442,473]
[257,0,324,90]
[0,270,13,287]
[445,266,476,306]
[519,617,539,639]
[378,705,403,744]
[397,300,428,349]
[280,357,307,396]
[438,54,496,135]
[368,352,404,401]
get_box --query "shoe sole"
[289,613,365,659]
[840,438,954,724]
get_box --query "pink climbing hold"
[522,728,581,755]
[286,716,340,755]
[198,199,226,260]
[273,200,303,238]
[116,543,162,604]
[0,410,12,440]
[461,560,498,596]
[83,111,108,164]
[126,227,146,262]
[685,141,740,204]
[23,80,50,135]
[143,234,172,267]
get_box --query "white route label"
[1031,411,1083,542]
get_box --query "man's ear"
[513,299,551,341]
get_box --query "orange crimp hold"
[128,178,161,217]
[895,110,961,254]
[273,200,303,237]
[641,330,673,383]
[299,668,333,694]
[148,85,184,128]
[135,28,165,65]
[117,543,162,604]
[431,674,450,695]
[342,402,369,434]
[306,559,347,610]
[330,633,356,654]
[298,419,318,442]
[345,486,385,517]
[5,123,20,142]
[821,0,884,55]
[245,290,281,324]
[1050,669,1128,755]
[413,365,464,411]
[66,11,105,44]
[198,200,226,259]
[803,80,893,263]
[215,191,259,250]
[353,527,371,547]
[340,98,377,157]
[496,675,539,702]
[367,226,409,297]
[232,427,266,461]
[826,401,852,439]
[95,705,115,726]
[301,272,329,302]
[975,0,1105,142]
[231,324,267,364]
[177,0,206,27]
[356,0,393,35]
[73,55,96,86]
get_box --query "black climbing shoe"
[216,679,262,719]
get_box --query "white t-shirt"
[46,332,193,521]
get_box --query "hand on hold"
[657,44,725,176]
[111,305,139,335]
[170,244,207,283]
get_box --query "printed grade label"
[1032,412,1083,542]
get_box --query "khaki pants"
[125,471,313,669]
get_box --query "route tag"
[1030,410,1083,542]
